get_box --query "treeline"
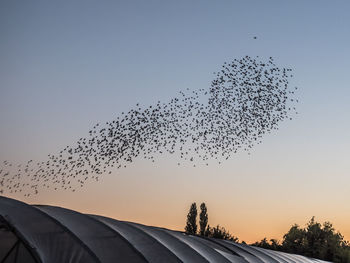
[184,203,350,262]
[184,202,238,241]
[252,217,350,263]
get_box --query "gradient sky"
[1,0,349,243]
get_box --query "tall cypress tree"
[199,202,208,236]
[185,202,197,235]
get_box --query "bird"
[0,56,298,196]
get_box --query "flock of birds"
[0,56,298,196]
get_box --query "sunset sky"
[1,0,349,243]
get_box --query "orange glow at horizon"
[6,150,350,244]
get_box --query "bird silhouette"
[0,56,298,196]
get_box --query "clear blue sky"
[1,0,349,242]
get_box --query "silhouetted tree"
[252,238,271,249]
[199,203,208,236]
[252,238,281,250]
[304,217,348,261]
[269,239,281,251]
[185,203,197,235]
[185,202,238,241]
[252,217,350,263]
[282,224,306,254]
[205,225,239,242]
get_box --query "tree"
[304,217,348,261]
[205,225,239,242]
[304,216,324,258]
[252,238,281,250]
[252,238,271,249]
[204,224,212,237]
[199,203,208,236]
[185,203,197,235]
[253,217,350,263]
[282,224,306,254]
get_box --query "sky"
[1,0,349,243]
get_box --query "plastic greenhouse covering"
[0,196,331,263]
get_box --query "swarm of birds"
[0,56,298,196]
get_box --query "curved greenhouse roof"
[0,196,330,263]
